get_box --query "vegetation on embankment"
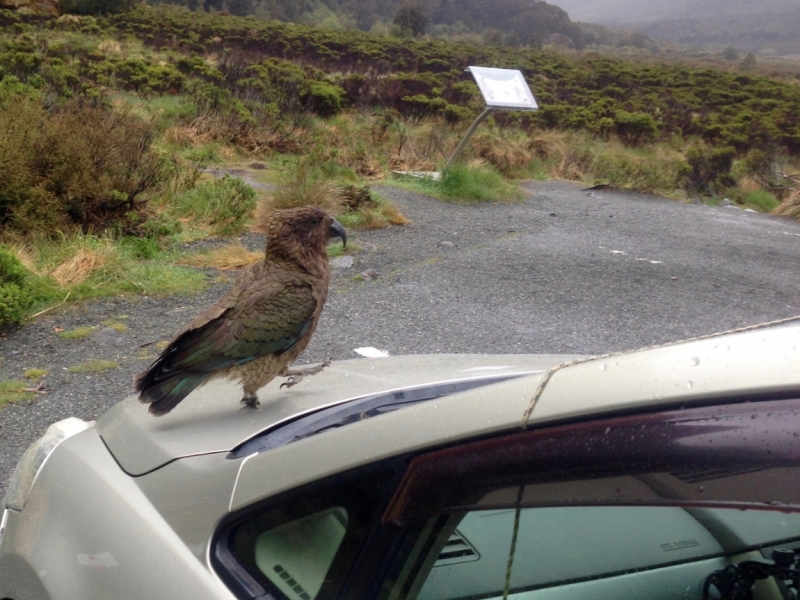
[1,5,799,327]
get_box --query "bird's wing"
[161,279,318,375]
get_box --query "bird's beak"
[329,219,347,247]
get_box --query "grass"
[177,243,264,270]
[775,191,800,219]
[67,359,120,373]
[160,174,257,236]
[256,163,409,230]
[102,320,129,332]
[7,232,209,320]
[394,162,521,203]
[744,190,781,212]
[58,326,94,340]
[24,369,47,380]
[0,380,36,407]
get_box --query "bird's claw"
[241,396,260,408]
[279,358,333,389]
[280,377,300,389]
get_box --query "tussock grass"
[438,163,521,202]
[744,190,781,213]
[51,246,116,286]
[395,162,521,203]
[67,359,120,373]
[257,164,408,230]
[775,191,800,219]
[162,175,257,237]
[523,131,689,196]
[6,232,208,319]
[178,243,264,270]
[264,173,344,215]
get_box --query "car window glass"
[408,506,800,600]
[221,469,393,600]
[256,506,348,600]
[378,400,800,600]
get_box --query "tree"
[392,1,428,37]
[60,0,134,15]
[740,53,757,71]
[227,0,252,16]
[722,47,739,60]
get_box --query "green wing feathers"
[136,277,318,415]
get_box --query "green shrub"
[307,81,345,117]
[169,175,256,236]
[613,110,658,146]
[0,95,167,235]
[686,145,736,193]
[0,248,33,326]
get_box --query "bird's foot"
[241,395,260,408]
[279,358,333,389]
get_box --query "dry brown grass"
[263,178,344,214]
[98,40,122,56]
[738,176,763,193]
[177,243,264,270]
[51,248,112,286]
[379,202,411,226]
[774,190,800,219]
[472,133,532,176]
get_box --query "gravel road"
[2,179,800,494]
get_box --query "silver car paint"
[0,429,236,600]
[98,354,570,475]
[2,324,799,599]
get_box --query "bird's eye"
[310,217,321,225]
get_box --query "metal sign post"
[443,66,538,171]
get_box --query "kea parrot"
[135,205,346,416]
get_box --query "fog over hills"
[547,0,800,54]
[549,0,793,25]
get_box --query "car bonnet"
[97,354,568,476]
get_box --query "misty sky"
[544,0,794,25]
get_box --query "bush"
[60,0,136,15]
[685,145,736,193]
[307,81,345,117]
[0,248,34,326]
[0,95,167,235]
[613,111,658,146]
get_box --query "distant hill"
[154,0,587,48]
[548,0,800,54]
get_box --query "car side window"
[217,469,394,600]
[377,398,800,600]
[388,506,800,600]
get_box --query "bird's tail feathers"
[136,371,211,416]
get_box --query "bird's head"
[264,206,347,267]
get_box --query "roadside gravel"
[2,179,800,495]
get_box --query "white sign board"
[468,66,538,111]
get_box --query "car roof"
[97,354,569,475]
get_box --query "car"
[2,323,800,600]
